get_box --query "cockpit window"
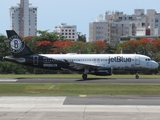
[145,59,152,61]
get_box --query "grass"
[0,74,160,79]
[0,74,160,96]
[0,83,160,96]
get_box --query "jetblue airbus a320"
[3,30,159,79]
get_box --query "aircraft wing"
[64,59,110,69]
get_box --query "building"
[9,0,37,37]
[54,23,77,41]
[89,15,134,45]
[89,9,160,45]
[155,12,160,35]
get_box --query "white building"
[136,28,146,36]
[9,0,37,37]
[155,12,160,35]
[89,20,136,45]
[54,23,77,41]
[89,9,160,45]
[89,21,108,42]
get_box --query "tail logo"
[9,35,25,53]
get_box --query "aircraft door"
[135,56,140,65]
[33,56,38,65]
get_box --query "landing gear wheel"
[82,74,87,80]
[135,71,139,79]
[135,74,139,79]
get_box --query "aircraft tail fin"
[6,30,34,57]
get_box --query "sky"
[1,0,160,40]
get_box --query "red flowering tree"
[94,40,106,53]
[52,40,73,54]
[152,39,160,52]
[66,41,92,54]
[127,40,139,53]
[151,39,160,61]
[115,38,160,60]
[66,40,107,54]
[23,36,36,52]
[138,38,154,56]
[36,40,52,53]
[115,41,131,54]
[139,38,152,48]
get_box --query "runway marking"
[79,95,87,98]
[49,84,55,89]
[0,79,17,82]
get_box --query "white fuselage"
[40,54,158,70]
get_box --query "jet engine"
[91,67,113,76]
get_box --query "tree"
[104,43,116,54]
[23,36,37,52]
[36,40,52,53]
[77,32,86,42]
[84,42,96,54]
[137,38,157,58]
[94,40,106,54]
[52,40,73,54]
[115,38,160,60]
[0,34,10,60]
[36,30,65,42]
[28,30,67,54]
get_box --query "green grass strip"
[0,84,160,96]
[0,74,160,79]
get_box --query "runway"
[0,78,160,84]
[0,96,160,120]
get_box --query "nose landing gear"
[135,71,139,79]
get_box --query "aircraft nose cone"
[153,62,159,69]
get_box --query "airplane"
[3,30,159,80]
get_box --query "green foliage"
[36,30,65,42]
[0,35,10,60]
[104,44,116,54]
[77,32,86,42]
[23,36,37,52]
[0,61,32,74]
[70,41,86,53]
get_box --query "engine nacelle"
[91,67,113,76]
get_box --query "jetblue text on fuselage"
[108,56,131,63]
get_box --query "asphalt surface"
[0,78,160,84]
[1,96,160,120]
[64,96,160,105]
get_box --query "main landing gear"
[82,69,89,80]
[82,74,87,80]
[135,71,139,79]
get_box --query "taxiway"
[0,78,160,84]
